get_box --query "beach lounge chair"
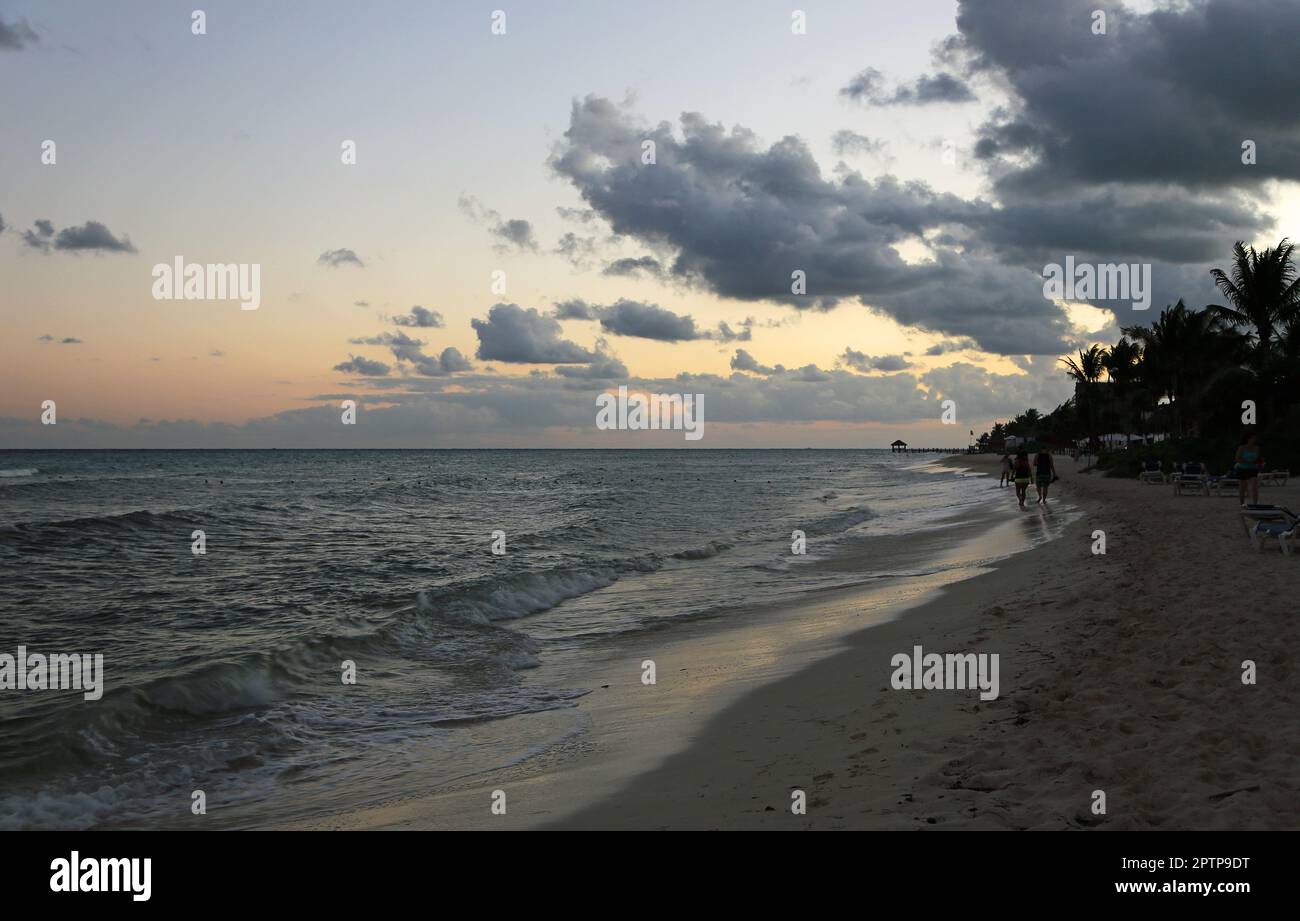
[1249,518,1300,552]
[1138,460,1165,484]
[1260,469,1290,487]
[1209,472,1240,496]
[1239,504,1299,538]
[1172,463,1208,496]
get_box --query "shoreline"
[282,454,1299,830]
[279,456,1072,830]
[556,455,1299,829]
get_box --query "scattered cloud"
[602,256,666,279]
[552,297,753,343]
[391,306,444,328]
[839,68,975,106]
[838,347,913,372]
[23,219,136,253]
[472,303,597,363]
[334,355,392,377]
[0,16,39,51]
[459,195,538,253]
[318,248,364,268]
[830,130,890,159]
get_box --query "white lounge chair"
[1210,474,1240,496]
[1240,505,1299,539]
[1138,463,1165,484]
[1250,518,1300,552]
[1172,464,1208,496]
[1260,469,1290,487]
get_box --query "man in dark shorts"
[1034,446,1057,504]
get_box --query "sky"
[3,0,1299,448]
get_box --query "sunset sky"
[4,0,1299,447]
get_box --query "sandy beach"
[552,455,1300,830]
[286,455,1297,831]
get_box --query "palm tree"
[1123,301,1242,437]
[1209,238,1300,377]
[1103,338,1142,435]
[1060,345,1108,449]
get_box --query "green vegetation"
[974,239,1300,476]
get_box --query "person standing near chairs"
[1235,431,1262,505]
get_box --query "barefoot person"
[1013,450,1032,508]
[1235,431,1262,505]
[999,452,1013,487]
[1034,446,1057,504]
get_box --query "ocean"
[0,449,1063,828]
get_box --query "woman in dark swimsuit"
[1013,450,1033,508]
[1034,447,1057,504]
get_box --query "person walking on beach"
[999,453,1013,487]
[1013,450,1032,508]
[1235,431,1262,505]
[1034,446,1057,504]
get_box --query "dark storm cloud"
[839,68,975,106]
[0,16,38,51]
[392,306,444,328]
[550,95,1073,353]
[471,303,598,363]
[553,7,1291,352]
[334,355,392,376]
[951,0,1300,191]
[551,96,982,301]
[970,190,1269,265]
[318,248,364,268]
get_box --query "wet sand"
[287,456,1298,829]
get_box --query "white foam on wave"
[418,568,618,625]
